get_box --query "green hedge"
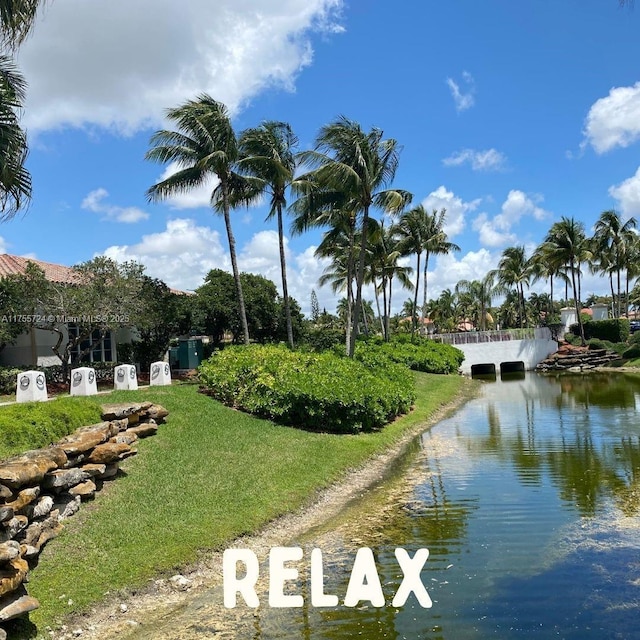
[0,398,103,460]
[570,319,630,343]
[197,344,415,433]
[352,338,464,374]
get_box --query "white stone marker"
[114,364,138,391]
[70,367,98,396]
[150,361,171,386]
[16,370,48,402]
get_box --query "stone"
[56,422,116,456]
[0,517,28,542]
[87,443,133,465]
[0,626,6,640]
[20,511,60,549]
[0,558,28,598]
[30,496,54,519]
[146,404,169,422]
[0,541,20,564]
[19,544,38,559]
[35,522,63,550]
[5,487,40,513]
[0,485,12,501]
[127,413,140,426]
[0,509,13,524]
[109,432,138,446]
[100,402,152,421]
[0,585,39,621]
[126,423,158,438]
[79,464,106,478]
[68,480,96,499]
[43,468,90,491]
[98,464,119,480]
[53,495,81,520]
[0,448,67,489]
[169,574,192,591]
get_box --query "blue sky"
[2,0,639,315]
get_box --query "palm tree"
[531,241,569,316]
[543,217,591,345]
[239,121,298,348]
[146,95,253,344]
[591,209,637,318]
[456,273,498,331]
[0,0,42,48]
[0,55,30,220]
[491,245,534,328]
[296,116,411,356]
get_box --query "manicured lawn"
[18,374,467,631]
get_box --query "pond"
[127,372,640,640]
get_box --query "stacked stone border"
[0,401,168,639]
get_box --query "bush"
[353,338,464,374]
[197,344,415,433]
[587,339,627,355]
[298,328,345,352]
[0,398,103,460]
[623,344,640,360]
[570,319,630,343]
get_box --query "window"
[68,324,114,363]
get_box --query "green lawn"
[12,374,468,631]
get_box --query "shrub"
[587,338,627,355]
[0,398,103,460]
[197,344,415,433]
[353,337,464,374]
[299,328,345,352]
[623,344,640,360]
[570,319,630,343]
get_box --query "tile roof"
[0,254,81,284]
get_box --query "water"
[131,373,640,640]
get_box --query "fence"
[432,327,552,346]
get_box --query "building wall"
[457,338,558,375]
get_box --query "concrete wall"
[457,338,558,375]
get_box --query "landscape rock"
[68,480,96,500]
[0,542,20,564]
[0,448,67,489]
[86,443,133,465]
[98,464,119,480]
[5,487,40,513]
[53,495,81,520]
[146,404,168,423]
[0,485,12,502]
[0,585,39,621]
[0,509,12,524]
[109,432,138,446]
[79,464,106,478]
[126,423,158,438]
[100,402,153,421]
[56,423,115,456]
[0,517,28,542]
[43,468,89,491]
[0,558,28,597]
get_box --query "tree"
[543,217,591,345]
[239,121,298,348]
[296,116,411,356]
[146,95,253,345]
[0,0,42,48]
[491,245,534,328]
[310,289,320,323]
[456,273,498,331]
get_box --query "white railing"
[431,327,552,346]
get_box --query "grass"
[12,374,468,632]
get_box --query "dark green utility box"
[178,338,203,369]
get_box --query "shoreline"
[39,378,476,640]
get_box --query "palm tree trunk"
[610,273,615,318]
[412,252,421,338]
[350,206,369,357]
[571,259,585,345]
[421,250,430,326]
[221,188,249,345]
[276,203,294,348]
[616,266,622,319]
[387,277,393,341]
[345,217,356,355]
[373,278,384,335]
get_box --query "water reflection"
[121,373,640,640]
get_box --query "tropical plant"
[238,121,298,347]
[455,273,499,331]
[0,0,42,48]
[295,116,411,356]
[146,95,254,344]
[491,245,534,328]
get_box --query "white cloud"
[442,148,507,171]
[445,71,475,112]
[609,166,640,216]
[582,82,640,153]
[0,236,8,253]
[427,249,498,300]
[472,190,550,248]
[100,218,229,290]
[420,186,481,238]
[81,188,149,223]
[156,162,219,210]
[18,0,344,134]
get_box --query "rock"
[79,464,106,478]
[53,495,81,520]
[0,541,20,564]
[20,511,60,549]
[68,480,96,500]
[0,558,28,598]
[0,485,12,501]
[43,468,90,491]
[0,626,5,639]
[0,509,13,524]
[0,448,67,489]
[126,423,158,438]
[98,464,119,480]
[55,422,116,456]
[169,574,192,591]
[127,413,140,426]
[87,443,133,465]
[0,517,28,542]
[109,432,138,446]
[30,496,54,519]
[0,585,39,622]
[100,402,153,421]
[19,544,38,559]
[146,404,168,423]
[5,487,40,513]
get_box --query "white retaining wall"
[457,338,558,375]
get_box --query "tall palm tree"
[456,273,498,331]
[0,0,41,48]
[491,245,534,329]
[531,241,569,316]
[544,217,591,345]
[238,121,298,348]
[0,55,30,220]
[296,116,411,356]
[146,95,253,344]
[591,209,637,318]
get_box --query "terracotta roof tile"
[0,254,81,285]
